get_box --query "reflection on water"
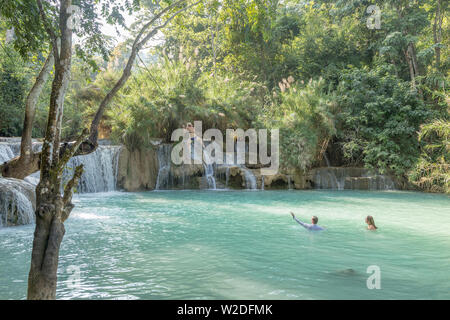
[0,190,449,299]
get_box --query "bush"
[264,78,337,170]
[109,56,264,148]
[335,67,432,177]
[409,120,450,193]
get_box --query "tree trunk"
[88,0,197,145]
[1,0,198,180]
[0,50,54,179]
[405,43,421,93]
[26,0,199,300]
[28,0,75,300]
[405,47,416,89]
[21,50,55,161]
[433,0,443,70]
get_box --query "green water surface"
[0,190,449,299]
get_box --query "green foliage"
[281,3,368,86]
[0,45,30,136]
[108,55,264,149]
[264,78,337,170]
[409,119,450,193]
[0,0,448,193]
[335,67,432,176]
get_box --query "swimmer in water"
[290,212,325,231]
[366,215,378,230]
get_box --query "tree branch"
[62,164,83,222]
[21,49,55,159]
[88,0,199,145]
[36,0,60,62]
[57,128,89,174]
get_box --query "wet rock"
[117,147,159,191]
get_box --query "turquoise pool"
[0,190,449,299]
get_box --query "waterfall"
[0,178,35,227]
[0,142,38,227]
[225,167,230,188]
[155,143,217,190]
[240,167,257,190]
[370,175,395,190]
[287,176,293,190]
[202,149,216,190]
[323,153,331,167]
[261,175,265,190]
[0,141,121,227]
[0,143,16,164]
[155,144,173,190]
[63,145,122,193]
[313,167,396,190]
[0,140,121,193]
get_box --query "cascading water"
[323,153,331,167]
[155,143,217,190]
[0,139,121,193]
[0,179,35,227]
[63,145,122,193]
[240,167,257,190]
[312,167,396,191]
[202,150,216,190]
[0,141,37,227]
[287,176,293,190]
[0,140,122,226]
[0,143,16,164]
[155,144,173,190]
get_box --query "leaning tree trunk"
[0,49,54,179]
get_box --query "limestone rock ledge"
[117,147,159,191]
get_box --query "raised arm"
[290,212,309,229]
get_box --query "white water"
[313,168,395,191]
[0,142,36,227]
[64,146,122,193]
[0,143,16,164]
[155,144,173,190]
[0,141,122,227]
[240,167,257,190]
[155,143,219,190]
[202,150,217,190]
[0,140,122,193]
[0,179,35,227]
[323,152,331,167]
[287,175,293,190]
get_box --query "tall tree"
[28,0,78,299]
[25,0,200,299]
[0,0,109,178]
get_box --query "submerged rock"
[0,178,36,227]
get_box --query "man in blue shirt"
[290,212,325,231]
